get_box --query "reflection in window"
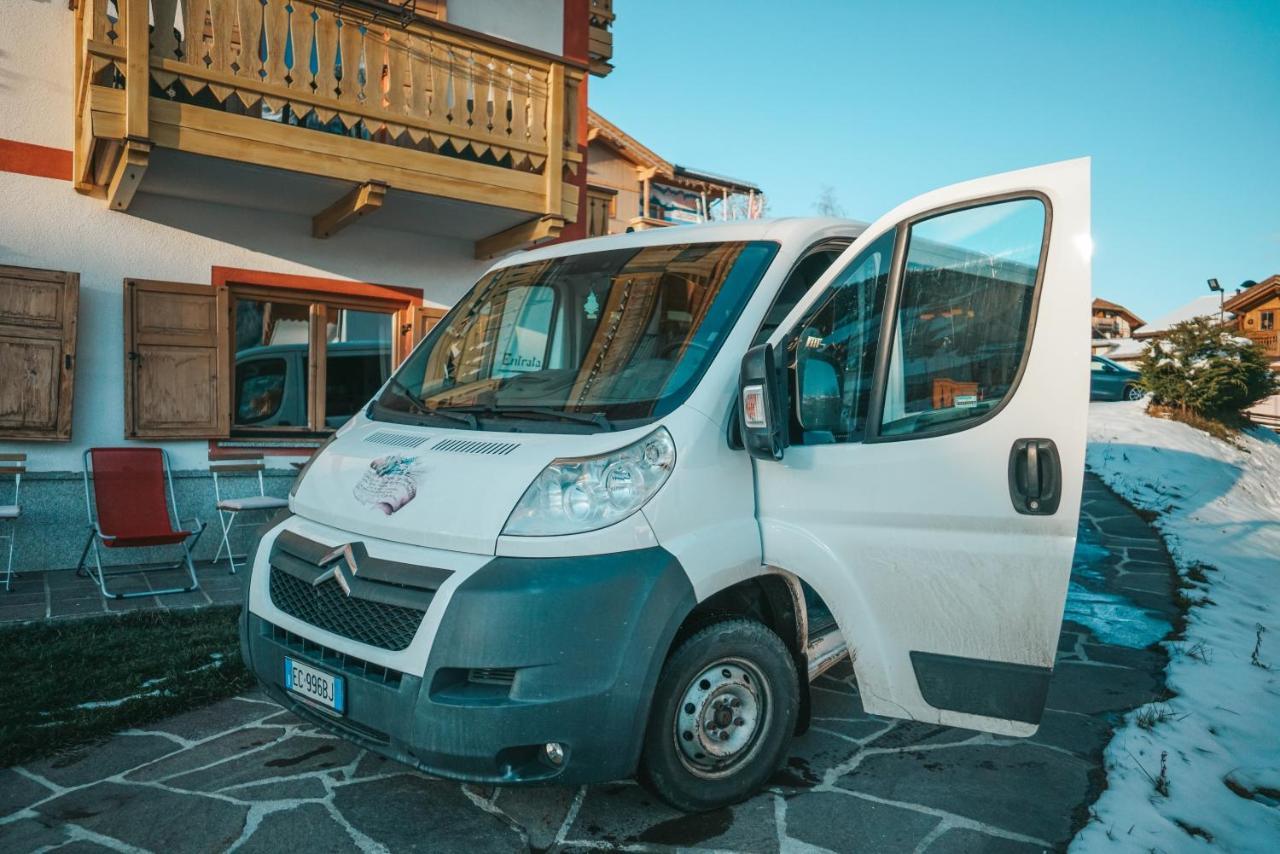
[880,198,1046,437]
[325,309,393,428]
[235,359,287,424]
[791,232,894,443]
[384,242,777,423]
[234,299,309,428]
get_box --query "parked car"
[1090,354,1144,401]
[235,341,391,429]
[240,160,1091,812]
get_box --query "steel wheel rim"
[672,656,771,779]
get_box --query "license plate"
[284,657,345,714]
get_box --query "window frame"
[229,285,401,437]
[773,192,1054,448]
[843,191,1053,445]
[214,268,421,441]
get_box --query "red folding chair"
[78,448,205,599]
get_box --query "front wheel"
[639,618,799,812]
[1124,384,1144,401]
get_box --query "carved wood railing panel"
[81,0,583,179]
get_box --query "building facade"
[1224,276,1280,428]
[1091,298,1144,340]
[585,110,763,237]
[0,0,615,571]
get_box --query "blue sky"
[589,1,1280,322]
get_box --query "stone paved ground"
[0,561,242,625]
[0,474,1179,853]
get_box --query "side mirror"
[739,343,788,461]
[798,357,840,433]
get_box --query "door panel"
[757,159,1090,735]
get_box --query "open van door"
[752,159,1090,735]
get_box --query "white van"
[240,160,1090,811]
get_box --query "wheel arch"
[673,570,813,732]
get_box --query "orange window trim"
[211,266,423,303]
[0,138,73,181]
[211,266,424,455]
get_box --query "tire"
[1124,384,1144,401]
[639,618,799,812]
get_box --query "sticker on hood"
[354,455,423,515]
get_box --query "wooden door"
[124,279,231,438]
[0,265,79,441]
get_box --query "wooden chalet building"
[1225,276,1280,428]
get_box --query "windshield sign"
[374,241,778,430]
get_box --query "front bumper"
[242,546,695,785]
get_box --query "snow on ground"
[1073,401,1280,852]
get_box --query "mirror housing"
[738,343,788,461]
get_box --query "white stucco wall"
[448,0,565,57]
[0,171,486,472]
[0,0,495,474]
[3,0,74,150]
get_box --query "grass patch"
[0,606,253,767]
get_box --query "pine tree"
[1138,317,1279,421]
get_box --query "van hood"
[290,419,641,555]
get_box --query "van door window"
[752,248,846,347]
[235,358,288,425]
[789,231,895,444]
[879,198,1047,438]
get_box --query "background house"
[585,110,764,236]
[1090,297,1147,362]
[1224,276,1280,428]
[1092,298,1144,340]
[0,0,616,571]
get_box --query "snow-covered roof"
[1092,337,1149,361]
[1133,294,1232,338]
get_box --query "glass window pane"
[325,309,393,427]
[234,298,309,428]
[880,198,1046,437]
[379,242,777,424]
[791,231,894,443]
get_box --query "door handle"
[1008,438,1061,515]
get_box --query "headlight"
[502,427,676,536]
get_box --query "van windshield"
[373,240,778,430]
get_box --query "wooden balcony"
[73,0,584,256]
[1243,330,1280,358]
[588,0,615,77]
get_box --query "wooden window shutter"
[0,265,80,441]
[124,279,231,439]
[414,306,448,344]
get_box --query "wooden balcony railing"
[588,0,614,77]
[74,0,584,253]
[1243,330,1280,357]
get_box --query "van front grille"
[269,569,425,651]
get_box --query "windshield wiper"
[442,404,614,431]
[385,378,478,429]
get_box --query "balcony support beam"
[312,181,389,239]
[475,214,565,260]
[544,64,566,218]
[124,0,150,142]
[106,139,151,212]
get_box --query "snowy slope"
[1073,402,1280,852]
